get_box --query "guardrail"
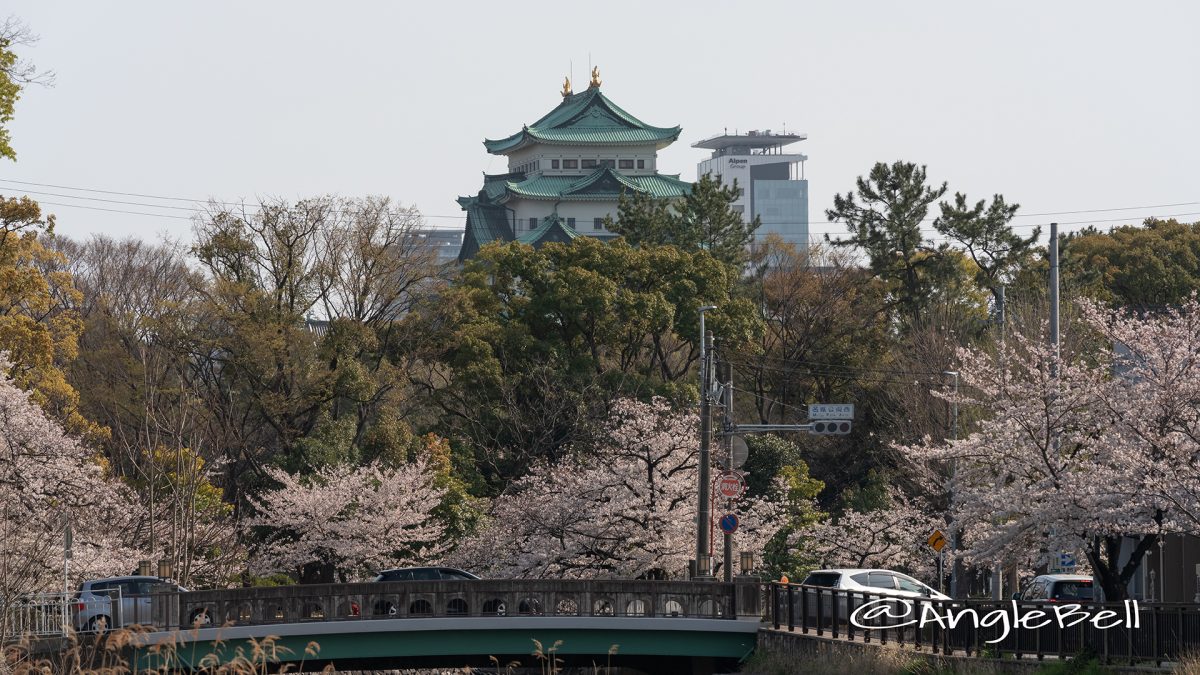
[769,582,1200,666]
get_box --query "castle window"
[619,159,634,169]
[599,159,615,169]
[529,217,537,229]
[581,159,597,169]
[637,159,645,169]
[594,217,603,231]
[567,218,576,228]
[551,159,560,169]
[563,159,578,169]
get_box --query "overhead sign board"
[716,472,746,500]
[808,403,854,420]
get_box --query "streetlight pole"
[696,306,717,579]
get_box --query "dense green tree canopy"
[1062,218,1200,308]
[421,236,761,489]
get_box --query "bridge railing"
[153,579,762,632]
[0,592,73,639]
[769,582,1200,666]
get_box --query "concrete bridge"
[124,578,764,672]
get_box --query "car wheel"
[188,608,212,627]
[88,616,111,634]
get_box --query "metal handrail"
[767,582,1192,666]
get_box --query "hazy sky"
[3,1,1198,246]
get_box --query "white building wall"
[505,145,658,176]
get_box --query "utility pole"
[944,370,959,598]
[695,306,717,579]
[719,357,734,582]
[1049,222,1060,373]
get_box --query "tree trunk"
[1089,533,1157,601]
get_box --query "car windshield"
[802,572,842,587]
[1053,581,1093,601]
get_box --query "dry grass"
[1,625,334,674]
[742,641,1019,675]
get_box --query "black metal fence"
[769,582,1200,666]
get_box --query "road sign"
[716,472,746,499]
[808,403,854,420]
[928,529,947,552]
[718,514,739,534]
[1052,552,1077,572]
[717,435,749,470]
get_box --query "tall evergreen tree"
[606,173,758,268]
[826,161,949,324]
[934,192,1040,307]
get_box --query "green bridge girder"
[134,616,760,671]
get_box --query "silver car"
[72,576,188,632]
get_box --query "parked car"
[1014,574,1094,603]
[790,569,949,625]
[802,568,950,601]
[372,567,480,582]
[72,576,189,632]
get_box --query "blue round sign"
[718,514,739,534]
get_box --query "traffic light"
[809,420,852,435]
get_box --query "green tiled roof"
[457,196,514,262]
[483,87,681,155]
[499,167,691,201]
[516,214,581,246]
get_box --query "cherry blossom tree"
[452,398,787,579]
[896,311,1173,600]
[244,458,448,582]
[792,487,939,578]
[0,357,137,602]
[1083,299,1200,584]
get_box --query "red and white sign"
[716,472,746,499]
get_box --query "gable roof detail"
[483,87,681,155]
[516,214,581,247]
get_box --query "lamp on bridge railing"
[157,558,173,581]
[740,551,754,575]
[697,555,714,579]
[138,560,153,577]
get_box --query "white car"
[801,568,950,601]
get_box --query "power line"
[0,178,470,221]
[36,200,193,221]
[4,177,1199,225]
